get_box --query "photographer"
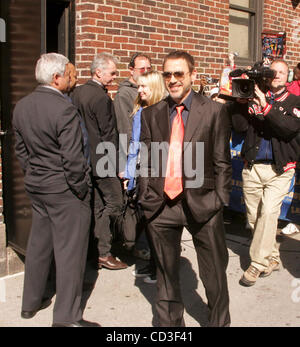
[231,59,300,287]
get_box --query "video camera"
[229,61,276,99]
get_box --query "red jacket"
[287,80,300,96]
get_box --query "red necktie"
[164,105,185,200]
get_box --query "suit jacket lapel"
[154,94,208,144]
[155,100,170,142]
[184,94,207,144]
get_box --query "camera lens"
[232,79,255,99]
[241,83,250,93]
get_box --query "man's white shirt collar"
[42,85,64,95]
[92,79,104,87]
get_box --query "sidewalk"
[0,216,300,327]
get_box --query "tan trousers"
[242,164,295,272]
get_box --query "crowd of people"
[12,50,300,327]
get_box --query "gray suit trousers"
[22,189,91,324]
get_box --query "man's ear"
[129,66,134,77]
[95,68,102,79]
[51,73,60,87]
[191,69,197,83]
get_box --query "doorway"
[43,0,75,60]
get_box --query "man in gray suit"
[13,53,100,327]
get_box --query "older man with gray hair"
[73,52,127,271]
[13,53,100,327]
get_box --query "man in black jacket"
[232,59,300,286]
[73,53,127,270]
[138,51,232,327]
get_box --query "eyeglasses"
[133,67,152,73]
[162,71,188,81]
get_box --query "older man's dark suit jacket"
[13,85,90,199]
[13,85,92,324]
[72,80,118,177]
[138,91,232,223]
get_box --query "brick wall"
[75,0,300,93]
[75,0,231,92]
[263,0,300,67]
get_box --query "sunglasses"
[133,66,152,73]
[162,71,188,81]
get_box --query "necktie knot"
[176,105,185,116]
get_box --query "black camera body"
[229,61,276,99]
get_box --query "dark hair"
[128,52,152,69]
[163,51,195,73]
[297,62,300,70]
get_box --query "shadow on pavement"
[224,211,252,271]
[180,256,209,327]
[81,260,100,312]
[225,210,300,278]
[277,233,300,278]
[132,256,210,327]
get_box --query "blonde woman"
[123,71,167,284]
[124,71,167,191]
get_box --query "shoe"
[98,256,127,270]
[143,274,157,284]
[260,259,280,278]
[132,248,150,261]
[52,319,101,327]
[245,221,252,230]
[240,265,261,287]
[132,265,152,278]
[21,298,52,319]
[281,223,299,235]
